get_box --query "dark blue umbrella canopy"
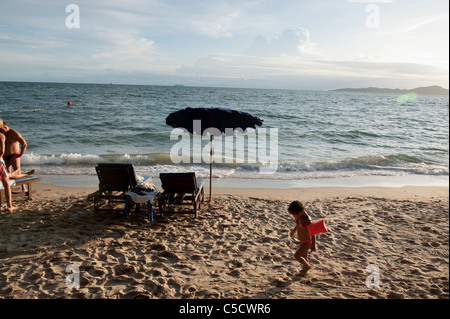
[166,107,263,134]
[165,107,263,201]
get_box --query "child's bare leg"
[299,257,310,276]
[294,244,311,275]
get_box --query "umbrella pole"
[209,135,212,202]
[209,113,213,202]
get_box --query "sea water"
[0,81,448,187]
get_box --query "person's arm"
[16,131,27,157]
[0,134,5,158]
[289,226,297,237]
[303,211,313,224]
[303,212,316,251]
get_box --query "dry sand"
[0,183,448,299]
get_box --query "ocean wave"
[21,152,449,178]
[22,153,104,165]
[320,130,381,140]
[21,153,159,166]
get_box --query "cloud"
[174,23,449,90]
[91,31,156,70]
[397,16,444,33]
[247,27,323,58]
[190,11,240,38]
[176,27,325,80]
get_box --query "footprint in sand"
[159,250,181,261]
[228,269,241,277]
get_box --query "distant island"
[331,85,449,96]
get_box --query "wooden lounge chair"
[159,172,205,218]
[94,163,138,213]
[0,176,42,205]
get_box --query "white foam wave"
[21,153,157,166]
[20,152,448,179]
[21,153,103,165]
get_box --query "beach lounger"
[159,172,205,218]
[0,176,42,205]
[94,163,139,214]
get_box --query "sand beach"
[0,182,448,299]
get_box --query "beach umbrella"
[166,107,263,201]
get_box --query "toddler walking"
[288,201,316,276]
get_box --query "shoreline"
[32,171,449,202]
[33,182,449,202]
[36,173,449,189]
[33,173,450,203]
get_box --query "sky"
[0,0,448,90]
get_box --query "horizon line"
[0,79,448,92]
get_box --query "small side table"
[124,191,159,222]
